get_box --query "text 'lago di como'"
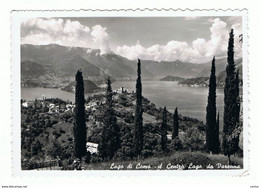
[110,163,241,170]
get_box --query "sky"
[21,16,242,63]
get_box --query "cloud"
[63,20,90,38]
[21,17,242,63]
[197,18,229,57]
[184,17,200,20]
[90,25,110,54]
[116,41,192,62]
[116,18,242,63]
[21,18,111,54]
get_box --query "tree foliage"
[74,70,86,158]
[161,107,167,152]
[223,29,240,161]
[206,56,218,153]
[172,107,179,139]
[215,111,220,153]
[133,59,144,155]
[98,77,120,160]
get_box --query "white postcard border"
[11,9,249,176]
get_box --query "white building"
[86,142,98,154]
[22,101,28,108]
[167,134,172,140]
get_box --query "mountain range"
[21,44,242,87]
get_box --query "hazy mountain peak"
[174,59,182,63]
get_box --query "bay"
[21,81,224,125]
[113,81,224,126]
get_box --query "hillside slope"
[21,61,45,78]
[141,59,205,78]
[21,44,153,81]
[62,79,102,93]
[21,92,207,169]
[196,58,242,77]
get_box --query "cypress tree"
[161,107,168,152]
[74,70,86,159]
[99,77,120,160]
[206,56,217,154]
[172,107,179,139]
[215,111,220,154]
[223,29,240,164]
[234,71,240,128]
[133,59,143,156]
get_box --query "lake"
[21,81,224,125]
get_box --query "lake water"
[21,81,224,124]
[113,81,224,125]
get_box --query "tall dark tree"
[172,107,179,139]
[133,59,143,156]
[215,111,220,154]
[206,56,217,154]
[234,71,240,128]
[223,29,240,164]
[161,107,168,152]
[74,70,86,158]
[99,77,120,160]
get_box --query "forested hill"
[21,44,242,88]
[21,92,208,169]
[62,79,102,93]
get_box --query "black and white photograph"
[14,11,247,171]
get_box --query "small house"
[86,142,98,154]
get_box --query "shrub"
[90,154,102,163]
[141,149,154,158]
[59,129,65,134]
[54,133,61,139]
[68,137,73,142]
[31,140,42,156]
[171,137,183,151]
[182,127,206,152]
